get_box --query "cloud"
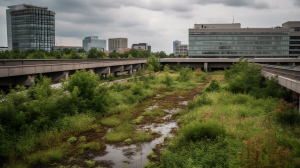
[294,0,300,6]
[191,0,270,9]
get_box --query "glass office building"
[6,4,55,51]
[83,36,106,51]
[189,22,300,58]
[173,40,181,54]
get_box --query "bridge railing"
[0,58,147,67]
[256,63,300,81]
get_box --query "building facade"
[52,46,84,51]
[131,43,151,52]
[189,21,300,58]
[175,44,188,55]
[82,36,106,51]
[108,38,128,51]
[6,4,55,51]
[0,47,8,52]
[173,40,181,54]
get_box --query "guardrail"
[256,64,300,81]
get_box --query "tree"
[69,50,82,59]
[109,50,119,58]
[87,48,98,58]
[145,55,162,72]
[27,50,47,59]
[128,54,133,58]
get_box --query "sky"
[0,0,300,54]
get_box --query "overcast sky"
[0,0,300,54]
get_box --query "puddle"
[179,101,188,105]
[94,122,178,168]
[145,103,159,110]
[179,96,184,98]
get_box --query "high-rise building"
[173,40,181,54]
[188,21,300,58]
[108,38,128,51]
[6,4,55,51]
[131,43,151,52]
[82,36,106,51]
[175,44,188,55]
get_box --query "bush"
[82,142,102,150]
[107,73,115,82]
[145,55,162,72]
[180,121,226,142]
[177,66,192,82]
[173,62,181,72]
[79,136,86,142]
[101,117,121,126]
[205,79,220,92]
[274,99,300,125]
[67,137,77,143]
[124,138,131,145]
[187,92,213,110]
[85,160,95,168]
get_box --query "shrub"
[124,138,132,145]
[274,99,300,125]
[173,62,181,72]
[180,121,225,142]
[147,151,157,159]
[82,142,102,150]
[131,86,144,96]
[187,92,213,110]
[205,79,220,92]
[132,116,144,124]
[67,137,77,143]
[79,136,86,142]
[145,55,162,72]
[134,132,152,141]
[85,160,95,168]
[177,66,192,82]
[107,73,115,82]
[101,117,121,126]
[162,73,173,87]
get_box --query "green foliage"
[26,149,63,166]
[105,123,135,142]
[79,136,86,142]
[276,62,281,66]
[177,66,192,82]
[205,79,220,92]
[274,99,300,125]
[87,48,106,58]
[101,117,121,126]
[173,62,181,72]
[134,132,152,141]
[107,73,115,82]
[109,50,120,58]
[224,57,292,99]
[132,116,144,124]
[82,142,102,150]
[69,50,82,59]
[147,151,157,159]
[85,160,95,168]
[128,54,133,58]
[67,137,77,143]
[181,121,226,141]
[187,92,213,110]
[145,55,162,72]
[163,64,170,72]
[124,138,132,145]
[142,109,165,117]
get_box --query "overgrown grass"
[101,116,121,126]
[26,149,63,166]
[142,109,165,117]
[82,142,103,150]
[132,116,144,124]
[104,123,135,142]
[134,132,152,142]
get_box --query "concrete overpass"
[1,58,300,87]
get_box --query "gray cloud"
[191,0,270,9]
[294,0,300,6]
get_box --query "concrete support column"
[204,62,208,72]
[293,63,296,66]
[16,75,35,86]
[89,68,94,73]
[128,70,133,74]
[141,64,145,70]
[64,71,69,79]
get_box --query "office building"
[108,38,128,51]
[131,43,151,52]
[189,21,300,58]
[0,47,8,52]
[52,46,84,51]
[173,40,181,54]
[82,36,106,51]
[175,44,188,55]
[6,4,55,51]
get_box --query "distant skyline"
[0,0,300,54]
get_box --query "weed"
[132,116,144,124]
[142,109,165,117]
[85,160,95,168]
[67,137,77,143]
[101,117,121,126]
[134,132,152,142]
[78,136,86,142]
[26,149,63,166]
[105,123,135,142]
[124,139,132,145]
[82,142,102,150]
[205,79,220,92]
[151,131,158,135]
[164,136,171,141]
[147,151,157,159]
[78,149,84,155]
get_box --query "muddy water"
[93,87,201,168]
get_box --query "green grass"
[85,160,95,168]
[101,116,121,126]
[104,123,135,142]
[132,116,144,124]
[142,109,165,117]
[147,151,157,159]
[124,138,132,145]
[134,132,152,142]
[67,137,77,143]
[78,136,86,142]
[81,142,102,150]
[26,149,63,166]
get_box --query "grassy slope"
[146,72,300,168]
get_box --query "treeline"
[0,48,188,59]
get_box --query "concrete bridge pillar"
[293,63,296,66]
[16,75,35,86]
[64,71,69,79]
[204,62,208,72]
